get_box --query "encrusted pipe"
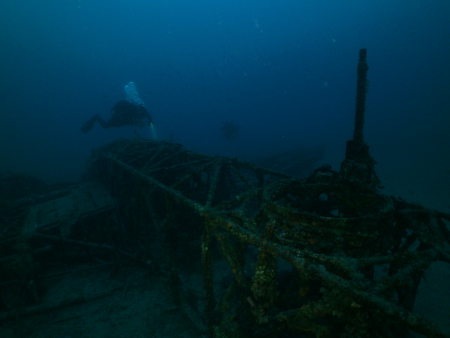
[353,48,368,144]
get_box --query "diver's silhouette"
[221,120,240,141]
[81,100,152,133]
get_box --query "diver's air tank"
[124,81,145,106]
[124,81,157,139]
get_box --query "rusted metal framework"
[84,49,450,337]
[85,136,450,337]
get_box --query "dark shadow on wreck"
[0,50,449,338]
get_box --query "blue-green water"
[0,0,449,210]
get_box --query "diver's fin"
[81,115,97,133]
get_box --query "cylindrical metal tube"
[353,48,368,143]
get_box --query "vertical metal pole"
[341,48,379,189]
[353,48,368,143]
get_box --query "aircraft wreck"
[1,50,449,337]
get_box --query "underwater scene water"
[0,1,449,337]
[0,0,448,205]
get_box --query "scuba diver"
[220,120,240,141]
[81,82,157,139]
